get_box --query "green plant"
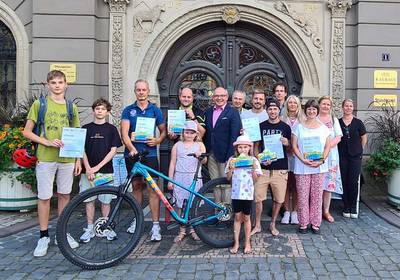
[365,139,400,183]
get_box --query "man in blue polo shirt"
[120,79,167,241]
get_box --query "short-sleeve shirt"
[27,97,80,163]
[258,120,291,170]
[338,117,366,158]
[83,122,122,173]
[292,124,330,175]
[240,109,268,123]
[121,101,164,157]
[225,156,262,200]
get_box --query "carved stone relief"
[221,6,240,24]
[328,0,352,18]
[105,0,130,13]
[133,5,166,33]
[274,1,323,56]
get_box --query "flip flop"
[250,228,262,236]
[269,227,279,236]
[229,247,239,254]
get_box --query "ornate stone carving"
[328,0,352,18]
[221,6,240,24]
[105,0,130,12]
[133,5,166,33]
[139,5,320,90]
[105,0,130,125]
[274,1,323,55]
[328,0,352,117]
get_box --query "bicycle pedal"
[166,222,180,230]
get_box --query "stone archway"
[0,2,29,102]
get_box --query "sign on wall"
[50,64,77,83]
[373,94,397,107]
[374,70,397,89]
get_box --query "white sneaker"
[102,229,117,241]
[80,228,95,243]
[33,237,50,257]
[55,233,79,249]
[127,218,136,234]
[350,213,358,219]
[150,225,162,241]
[343,212,351,218]
[281,211,290,224]
[290,211,299,225]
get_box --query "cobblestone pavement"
[1,203,400,279]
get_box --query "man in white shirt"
[232,90,246,113]
[240,89,268,123]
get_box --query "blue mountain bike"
[56,151,234,269]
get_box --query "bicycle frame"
[129,161,226,226]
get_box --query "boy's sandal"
[174,229,186,243]
[188,229,200,241]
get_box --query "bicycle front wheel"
[56,186,144,270]
[191,177,242,248]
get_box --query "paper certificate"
[262,134,284,160]
[133,117,155,142]
[168,110,186,134]
[59,127,87,158]
[302,136,323,161]
[241,117,261,142]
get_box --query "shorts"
[232,199,252,215]
[254,169,288,203]
[125,156,159,180]
[36,161,75,200]
[79,173,117,204]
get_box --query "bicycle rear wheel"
[191,177,242,248]
[56,186,144,270]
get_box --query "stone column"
[328,0,352,117]
[105,0,130,125]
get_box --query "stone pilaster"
[328,0,352,117]
[105,0,130,125]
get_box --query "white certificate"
[241,117,261,142]
[168,110,186,134]
[302,136,323,161]
[59,127,87,158]
[262,134,284,160]
[133,117,155,142]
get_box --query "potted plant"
[0,97,38,211]
[365,104,400,207]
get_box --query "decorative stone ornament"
[221,6,240,24]
[328,0,352,117]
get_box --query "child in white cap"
[168,120,206,242]
[225,134,262,254]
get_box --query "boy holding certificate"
[252,98,291,237]
[23,70,81,257]
[79,98,122,243]
[120,79,167,241]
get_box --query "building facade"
[1,0,399,137]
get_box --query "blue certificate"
[241,117,261,142]
[262,134,284,160]
[133,117,155,142]
[59,127,87,158]
[302,136,323,161]
[168,110,186,134]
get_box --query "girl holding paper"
[318,96,343,223]
[291,99,331,234]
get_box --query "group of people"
[23,70,367,257]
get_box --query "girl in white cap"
[168,120,206,242]
[225,134,262,254]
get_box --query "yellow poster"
[50,64,76,83]
[374,70,397,89]
[373,94,397,107]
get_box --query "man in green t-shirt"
[23,70,81,257]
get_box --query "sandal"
[311,226,320,234]
[188,228,200,241]
[174,227,186,243]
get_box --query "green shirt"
[27,97,80,163]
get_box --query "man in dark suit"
[204,87,242,204]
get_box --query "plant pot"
[0,169,38,211]
[388,167,400,207]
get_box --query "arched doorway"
[0,20,16,109]
[157,21,303,174]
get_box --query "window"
[0,21,16,108]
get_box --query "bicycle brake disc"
[94,217,110,237]
[217,203,233,222]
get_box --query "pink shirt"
[212,104,226,128]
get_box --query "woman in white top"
[292,99,331,234]
[318,96,343,223]
[280,95,305,225]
